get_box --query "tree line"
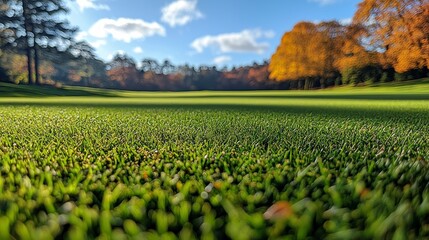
[270,0,429,89]
[0,0,275,90]
[1,0,428,91]
[105,55,276,90]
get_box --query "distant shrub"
[366,78,376,84]
[341,68,355,85]
[335,76,342,86]
[380,71,393,83]
[342,65,382,85]
[394,72,407,82]
[0,65,10,83]
[393,69,427,82]
[325,78,335,87]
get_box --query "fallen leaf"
[264,201,294,220]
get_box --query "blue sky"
[67,0,361,67]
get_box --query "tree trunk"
[25,45,33,85]
[34,42,40,85]
[298,79,303,89]
[31,17,40,85]
[22,0,33,84]
[85,59,90,86]
[304,78,311,90]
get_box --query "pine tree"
[2,0,76,84]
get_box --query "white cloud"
[191,29,274,54]
[311,18,351,25]
[309,0,338,5]
[89,39,107,48]
[75,31,88,41]
[213,55,232,65]
[75,31,106,49]
[162,0,203,27]
[76,0,109,12]
[133,47,143,54]
[107,50,125,61]
[339,17,352,25]
[89,18,166,43]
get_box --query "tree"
[418,3,429,70]
[0,1,17,50]
[269,21,345,89]
[0,2,16,83]
[140,58,160,74]
[270,22,316,86]
[334,24,381,84]
[161,59,175,75]
[315,21,346,87]
[177,64,197,90]
[4,0,76,85]
[108,54,139,88]
[396,2,429,72]
[1,0,34,84]
[247,64,270,88]
[353,0,429,72]
[0,53,28,83]
[68,41,98,86]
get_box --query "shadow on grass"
[167,93,429,101]
[0,83,117,97]
[2,82,429,100]
[368,78,429,88]
[2,91,428,100]
[1,101,428,126]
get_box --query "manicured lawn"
[0,80,428,239]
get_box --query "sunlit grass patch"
[0,87,428,239]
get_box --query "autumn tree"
[67,41,103,86]
[353,0,429,73]
[176,64,197,90]
[335,25,376,70]
[334,24,381,84]
[0,53,28,83]
[247,63,270,88]
[316,21,347,87]
[399,2,429,73]
[269,21,345,89]
[416,3,429,70]
[140,58,161,74]
[108,54,139,88]
[270,22,318,88]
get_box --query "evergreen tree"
[2,0,76,84]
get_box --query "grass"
[0,79,429,239]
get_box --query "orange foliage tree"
[334,24,381,83]
[107,54,139,88]
[1,53,28,83]
[353,0,429,73]
[269,21,345,89]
